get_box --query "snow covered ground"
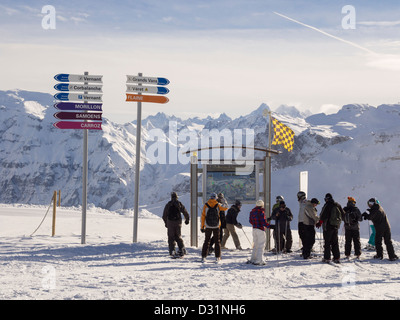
[0,203,399,300]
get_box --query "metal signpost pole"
[190,153,198,247]
[133,73,143,243]
[81,71,89,244]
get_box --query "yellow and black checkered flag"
[271,117,295,152]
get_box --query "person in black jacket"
[221,200,243,250]
[162,192,190,256]
[270,201,293,253]
[318,193,344,263]
[362,198,398,261]
[343,197,362,259]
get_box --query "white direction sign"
[54,83,103,92]
[126,75,169,86]
[126,84,169,95]
[54,73,103,83]
[54,92,103,102]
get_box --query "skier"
[317,193,344,263]
[221,200,243,250]
[209,193,228,254]
[162,192,190,257]
[248,200,270,265]
[297,191,307,252]
[270,200,293,253]
[200,193,228,262]
[269,195,284,251]
[343,196,362,259]
[300,197,320,259]
[362,198,398,261]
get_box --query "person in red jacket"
[248,200,270,265]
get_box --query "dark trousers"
[209,225,224,248]
[344,228,361,256]
[202,228,221,258]
[375,225,396,259]
[323,226,340,260]
[275,222,292,252]
[299,222,315,258]
[167,220,184,253]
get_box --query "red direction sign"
[53,121,102,130]
[54,112,102,121]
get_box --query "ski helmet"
[235,200,242,207]
[297,191,306,201]
[367,198,379,207]
[276,195,284,202]
[311,198,320,205]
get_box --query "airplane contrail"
[273,11,377,55]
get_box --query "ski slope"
[0,203,399,300]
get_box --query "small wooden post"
[52,191,57,237]
[58,190,61,207]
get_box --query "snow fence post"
[52,190,57,237]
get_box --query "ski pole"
[241,227,252,247]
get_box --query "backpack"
[344,208,357,225]
[168,202,181,221]
[329,204,342,227]
[205,203,220,227]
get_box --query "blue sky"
[1,0,400,123]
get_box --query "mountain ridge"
[1,89,400,235]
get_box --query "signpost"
[54,112,102,121]
[126,85,169,95]
[53,93,103,102]
[126,75,170,86]
[126,73,170,243]
[54,83,103,92]
[54,73,103,83]
[126,94,169,104]
[53,121,102,130]
[53,72,103,244]
[54,102,103,112]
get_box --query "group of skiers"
[162,191,398,264]
[296,191,398,263]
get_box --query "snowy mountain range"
[1,89,400,235]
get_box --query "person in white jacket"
[299,197,320,259]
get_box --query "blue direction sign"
[54,73,103,83]
[54,83,103,92]
[54,92,102,102]
[54,102,103,111]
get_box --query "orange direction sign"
[126,94,169,104]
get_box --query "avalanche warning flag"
[271,117,295,152]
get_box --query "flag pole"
[263,111,273,250]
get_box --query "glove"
[185,219,189,225]
[200,228,205,233]
[266,217,272,222]
[236,223,243,229]
[316,220,323,228]
[361,212,368,220]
